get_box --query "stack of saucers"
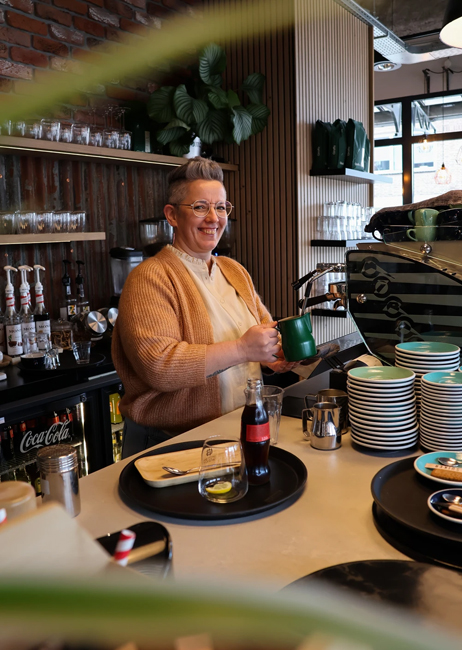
[395,342,460,411]
[347,367,418,451]
[420,371,462,451]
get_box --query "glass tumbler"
[261,386,284,445]
[117,130,131,150]
[103,129,119,149]
[35,211,53,234]
[69,211,85,233]
[53,211,70,233]
[89,127,103,147]
[198,437,248,503]
[41,119,60,142]
[72,341,91,365]
[0,212,15,234]
[72,124,90,146]
[59,122,74,143]
[15,211,36,234]
[25,120,42,139]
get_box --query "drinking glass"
[2,120,13,135]
[89,127,103,147]
[69,211,85,233]
[73,124,90,146]
[53,210,70,233]
[25,120,42,139]
[36,332,52,353]
[22,331,38,354]
[59,122,74,143]
[261,386,284,445]
[103,129,119,149]
[15,210,36,234]
[35,211,53,234]
[117,130,132,150]
[198,437,248,503]
[41,119,60,142]
[72,341,91,365]
[0,212,15,234]
[13,121,26,137]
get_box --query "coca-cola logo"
[20,421,71,454]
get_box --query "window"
[374,92,462,207]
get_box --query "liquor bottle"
[18,265,37,348]
[33,265,51,349]
[0,305,5,354]
[1,426,12,461]
[75,260,90,315]
[59,260,77,321]
[18,420,27,456]
[240,378,271,486]
[4,265,23,357]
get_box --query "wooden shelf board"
[0,136,239,171]
[310,168,392,184]
[0,232,106,245]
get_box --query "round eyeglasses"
[174,200,233,218]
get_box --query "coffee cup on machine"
[406,208,439,242]
[276,312,317,362]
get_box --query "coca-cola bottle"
[240,378,271,486]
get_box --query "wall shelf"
[311,238,375,247]
[0,136,239,172]
[0,232,106,245]
[311,308,347,318]
[310,168,392,184]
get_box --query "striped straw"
[0,509,7,525]
[113,529,136,566]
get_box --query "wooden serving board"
[135,448,229,488]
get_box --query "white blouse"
[168,245,262,414]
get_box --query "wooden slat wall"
[295,0,372,343]
[206,0,298,320]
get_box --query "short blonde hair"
[167,157,225,204]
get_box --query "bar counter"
[78,408,410,589]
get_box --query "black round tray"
[119,439,307,521]
[18,350,105,373]
[282,559,462,631]
[370,456,462,569]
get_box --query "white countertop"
[78,409,412,591]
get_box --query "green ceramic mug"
[406,208,439,242]
[277,312,317,362]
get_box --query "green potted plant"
[147,43,270,157]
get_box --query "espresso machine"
[109,247,144,307]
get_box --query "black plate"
[371,456,462,544]
[18,350,105,373]
[282,560,462,631]
[119,440,307,521]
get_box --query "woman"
[112,157,298,457]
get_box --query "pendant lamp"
[440,0,462,48]
[435,163,452,184]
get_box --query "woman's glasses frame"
[173,200,233,219]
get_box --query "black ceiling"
[356,0,449,39]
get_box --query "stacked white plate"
[420,371,462,451]
[395,342,460,411]
[347,367,418,451]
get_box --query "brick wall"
[0,0,198,119]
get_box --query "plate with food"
[414,451,462,486]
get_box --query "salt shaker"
[37,444,81,517]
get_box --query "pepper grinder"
[37,444,81,517]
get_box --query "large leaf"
[173,85,208,124]
[199,43,226,86]
[227,89,240,108]
[156,119,189,145]
[247,102,270,135]
[147,86,176,123]
[197,109,229,144]
[207,86,229,110]
[241,72,266,104]
[232,105,252,145]
[169,131,195,157]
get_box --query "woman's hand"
[238,322,281,364]
[264,348,300,373]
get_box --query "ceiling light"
[373,51,401,72]
[440,0,462,48]
[434,163,452,185]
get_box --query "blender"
[109,247,144,306]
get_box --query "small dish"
[20,352,46,369]
[348,366,415,383]
[396,342,460,355]
[428,488,462,524]
[414,451,462,486]
[422,371,462,386]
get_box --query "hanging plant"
[147,43,270,156]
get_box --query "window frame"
[374,89,462,204]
